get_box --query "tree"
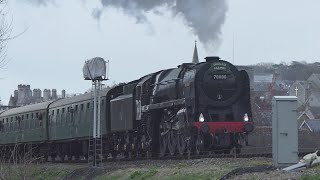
[0,0,11,69]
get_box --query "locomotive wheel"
[168,130,177,156]
[236,145,241,154]
[159,134,167,157]
[195,134,204,155]
[177,133,186,156]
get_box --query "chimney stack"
[62,89,66,98]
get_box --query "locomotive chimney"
[205,56,220,62]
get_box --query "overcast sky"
[1,0,320,104]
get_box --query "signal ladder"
[88,80,103,166]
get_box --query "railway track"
[36,153,268,164]
[3,146,316,165]
[43,150,318,165]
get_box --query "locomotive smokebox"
[205,56,220,62]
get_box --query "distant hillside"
[251,61,320,80]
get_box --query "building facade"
[8,84,66,107]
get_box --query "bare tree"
[0,0,11,69]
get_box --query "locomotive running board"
[141,98,186,112]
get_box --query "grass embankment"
[0,164,75,180]
[1,159,319,180]
[94,159,272,180]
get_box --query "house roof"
[254,82,270,92]
[309,107,320,118]
[314,74,320,79]
[310,92,320,101]
[254,73,273,83]
[298,110,315,120]
[294,81,309,89]
[300,119,320,132]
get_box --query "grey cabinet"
[272,96,298,167]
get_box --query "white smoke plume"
[96,0,228,48]
[22,0,228,48]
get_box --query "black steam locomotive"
[109,56,253,157]
[0,56,253,160]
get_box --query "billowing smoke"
[22,0,228,48]
[96,0,228,48]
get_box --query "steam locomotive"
[0,56,253,160]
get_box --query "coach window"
[18,116,21,129]
[21,115,24,129]
[11,116,13,130]
[26,115,29,129]
[2,119,4,132]
[5,118,7,132]
[0,119,3,132]
[38,113,42,127]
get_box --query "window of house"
[31,113,34,119]
[81,104,84,111]
[51,110,54,115]
[87,102,90,109]
[22,115,24,121]
[26,114,29,120]
[75,105,78,112]
[57,109,60,114]
[62,108,65,113]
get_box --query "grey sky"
[1,0,320,104]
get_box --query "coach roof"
[0,101,53,117]
[49,88,110,108]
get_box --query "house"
[299,119,320,132]
[309,92,320,107]
[288,81,310,107]
[309,107,320,119]
[297,109,315,124]
[253,73,273,99]
[307,73,320,90]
